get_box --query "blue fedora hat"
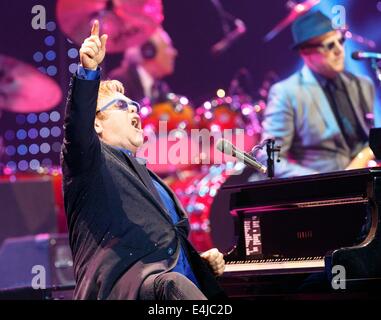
[291,11,335,49]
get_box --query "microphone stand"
[210,0,232,35]
[266,139,281,179]
[210,0,245,55]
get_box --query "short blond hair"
[96,80,125,119]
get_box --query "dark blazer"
[61,76,225,300]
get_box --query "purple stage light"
[46,21,56,32]
[29,144,39,155]
[16,129,27,140]
[47,65,57,76]
[51,126,61,137]
[39,112,49,123]
[45,35,55,46]
[17,145,28,156]
[39,127,50,138]
[50,111,60,122]
[28,128,38,139]
[27,113,38,124]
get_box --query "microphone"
[351,51,381,61]
[216,138,267,174]
[211,19,246,55]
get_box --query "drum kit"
[0,55,62,113]
[1,0,377,249]
[56,0,164,53]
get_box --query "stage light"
[6,162,17,172]
[27,113,38,124]
[28,128,38,139]
[16,129,27,140]
[51,126,61,137]
[203,101,212,109]
[29,144,39,155]
[39,112,49,123]
[39,127,50,138]
[5,146,16,156]
[46,21,56,32]
[50,111,61,122]
[45,50,56,61]
[40,143,51,154]
[17,145,28,156]
[68,48,78,59]
[33,51,43,62]
[17,160,28,171]
[216,89,225,98]
[47,65,57,76]
[44,35,55,46]
[69,63,78,74]
[29,159,40,170]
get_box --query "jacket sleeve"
[61,75,101,176]
[257,82,319,178]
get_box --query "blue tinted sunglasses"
[96,98,140,114]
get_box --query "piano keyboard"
[224,257,325,273]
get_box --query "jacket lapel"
[341,73,369,136]
[102,143,171,221]
[299,65,347,148]
[124,153,166,207]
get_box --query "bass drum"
[209,166,260,254]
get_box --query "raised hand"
[79,20,108,70]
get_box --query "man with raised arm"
[61,21,226,300]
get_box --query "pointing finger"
[91,20,99,37]
[100,34,108,51]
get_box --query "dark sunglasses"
[302,36,346,52]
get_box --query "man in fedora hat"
[258,11,376,178]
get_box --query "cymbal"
[264,0,320,42]
[0,55,62,113]
[56,0,164,53]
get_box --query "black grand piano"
[217,168,381,299]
